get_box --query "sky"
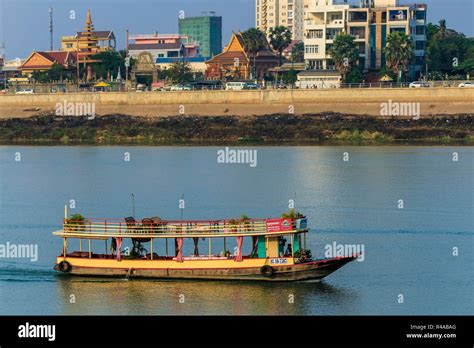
[0,0,473,60]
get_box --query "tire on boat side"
[260,265,274,277]
[58,260,72,273]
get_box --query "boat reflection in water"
[56,276,359,315]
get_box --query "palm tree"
[241,28,266,79]
[384,32,414,82]
[329,34,359,83]
[269,26,293,66]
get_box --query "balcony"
[326,19,344,26]
[349,11,368,23]
[388,10,408,22]
[350,28,366,40]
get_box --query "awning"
[94,81,110,87]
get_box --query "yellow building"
[61,30,116,53]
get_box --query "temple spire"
[85,8,94,30]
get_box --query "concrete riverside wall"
[1,88,473,105]
[0,88,472,118]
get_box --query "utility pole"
[125,28,129,85]
[131,193,135,219]
[49,7,53,51]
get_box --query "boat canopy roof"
[52,216,309,239]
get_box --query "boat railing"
[58,217,307,238]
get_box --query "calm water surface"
[0,146,472,315]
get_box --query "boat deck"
[54,217,308,239]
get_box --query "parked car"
[458,81,474,88]
[15,89,34,94]
[409,81,430,88]
[225,81,246,91]
[135,84,147,92]
[244,82,259,90]
[170,84,192,91]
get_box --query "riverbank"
[0,113,472,145]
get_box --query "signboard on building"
[265,218,292,233]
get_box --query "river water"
[0,146,472,315]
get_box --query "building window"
[415,41,425,50]
[415,56,424,65]
[305,45,319,54]
[308,60,324,70]
[307,29,323,39]
[415,11,426,21]
[390,27,406,34]
[326,28,342,40]
[415,26,425,35]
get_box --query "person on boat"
[110,238,117,256]
[285,243,292,257]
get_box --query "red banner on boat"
[265,218,292,232]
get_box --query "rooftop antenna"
[49,6,54,51]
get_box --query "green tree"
[31,63,65,83]
[291,42,305,63]
[281,69,298,85]
[329,34,359,82]
[457,44,474,76]
[346,66,364,84]
[241,28,266,79]
[384,32,414,82]
[269,26,292,66]
[426,20,471,76]
[91,50,126,81]
[167,61,193,83]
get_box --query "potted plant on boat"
[65,214,86,233]
[240,214,252,232]
[228,219,238,233]
[294,249,312,264]
[281,209,307,229]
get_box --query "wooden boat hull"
[54,256,356,282]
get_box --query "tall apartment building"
[303,0,427,79]
[256,0,305,41]
[179,13,222,59]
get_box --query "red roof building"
[205,32,279,81]
[20,51,77,75]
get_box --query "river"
[0,146,472,315]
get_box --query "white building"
[302,0,427,79]
[303,0,350,70]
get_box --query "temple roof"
[77,30,114,39]
[20,51,77,70]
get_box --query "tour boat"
[53,208,357,282]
